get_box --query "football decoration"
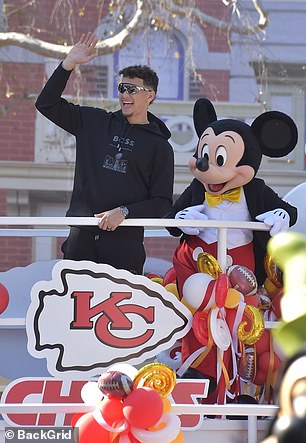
[97,371,134,399]
[227,265,258,296]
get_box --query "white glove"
[175,204,208,235]
[256,208,290,236]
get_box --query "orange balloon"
[163,397,172,414]
[171,429,184,443]
[225,288,242,308]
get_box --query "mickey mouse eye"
[200,144,209,160]
[215,146,227,166]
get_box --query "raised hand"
[62,32,98,71]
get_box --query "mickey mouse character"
[166,98,298,397]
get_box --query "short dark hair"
[119,65,159,93]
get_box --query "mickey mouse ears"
[193,98,298,158]
[251,111,298,158]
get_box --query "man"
[35,33,174,274]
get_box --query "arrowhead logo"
[26,260,192,378]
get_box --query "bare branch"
[0,0,148,59]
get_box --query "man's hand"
[256,209,290,236]
[94,208,125,232]
[175,204,208,235]
[62,32,98,71]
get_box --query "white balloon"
[182,272,215,310]
[108,363,138,380]
[81,381,103,405]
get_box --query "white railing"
[0,217,276,443]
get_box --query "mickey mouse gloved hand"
[175,204,208,235]
[256,209,290,236]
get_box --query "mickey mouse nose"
[196,157,209,172]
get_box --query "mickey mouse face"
[190,98,298,195]
[189,126,255,195]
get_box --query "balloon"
[81,382,103,405]
[100,396,124,426]
[257,351,282,373]
[150,277,164,285]
[215,273,230,308]
[163,398,172,414]
[0,283,9,314]
[197,252,222,279]
[163,267,177,286]
[130,413,181,443]
[182,273,215,310]
[271,289,283,319]
[123,387,163,429]
[225,288,242,308]
[71,412,85,428]
[253,368,267,386]
[164,283,180,300]
[133,363,176,398]
[75,412,111,443]
[263,278,279,298]
[255,329,270,355]
[264,255,283,288]
[109,364,138,381]
[171,429,184,443]
[192,310,209,345]
[210,308,231,350]
[238,305,265,345]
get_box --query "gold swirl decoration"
[133,362,176,398]
[238,305,265,345]
[197,252,222,279]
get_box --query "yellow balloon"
[238,305,265,345]
[165,283,180,300]
[151,277,164,285]
[133,362,177,398]
[264,278,279,297]
[225,288,242,308]
[264,255,283,288]
[197,252,222,279]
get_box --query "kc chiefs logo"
[26,260,192,378]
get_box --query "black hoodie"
[35,63,174,236]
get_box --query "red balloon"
[71,412,85,428]
[215,274,230,308]
[100,396,124,426]
[192,310,209,345]
[0,283,9,314]
[258,351,282,373]
[253,368,267,386]
[75,412,111,443]
[123,387,163,429]
[163,267,177,286]
[255,329,270,355]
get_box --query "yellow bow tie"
[205,187,242,208]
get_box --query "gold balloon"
[133,362,176,398]
[264,254,283,288]
[197,252,222,279]
[238,305,265,345]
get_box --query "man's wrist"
[119,206,129,218]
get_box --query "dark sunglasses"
[118,82,152,95]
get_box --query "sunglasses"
[118,82,152,95]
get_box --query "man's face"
[119,76,155,124]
